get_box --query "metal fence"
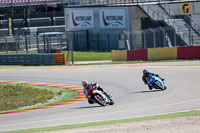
[1,0,198,8]
[67,0,200,7]
[0,31,72,54]
[0,26,194,54]
[131,26,187,50]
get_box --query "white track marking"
[1,98,200,128]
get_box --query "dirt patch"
[37,115,200,133]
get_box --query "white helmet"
[82,80,89,87]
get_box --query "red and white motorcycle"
[87,84,114,106]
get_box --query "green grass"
[0,84,78,114]
[0,84,56,111]
[63,51,111,62]
[2,110,200,133]
[0,50,37,54]
[0,50,111,62]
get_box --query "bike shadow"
[71,105,102,109]
[132,90,163,93]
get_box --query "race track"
[0,61,200,132]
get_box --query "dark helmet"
[143,69,148,74]
[143,69,149,77]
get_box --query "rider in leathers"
[142,69,164,90]
[82,80,111,104]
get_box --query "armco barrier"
[0,53,66,65]
[148,47,177,61]
[111,50,127,61]
[177,46,200,59]
[127,49,147,61]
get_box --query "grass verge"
[0,84,56,111]
[0,51,111,62]
[63,51,111,62]
[0,83,78,114]
[2,110,200,133]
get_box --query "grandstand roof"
[0,0,56,4]
[0,0,64,7]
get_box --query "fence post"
[150,28,156,48]
[60,35,62,53]
[70,39,74,64]
[97,33,99,52]
[86,30,89,51]
[5,37,8,54]
[159,27,166,47]
[107,34,110,52]
[47,36,50,53]
[36,34,39,53]
[25,30,29,53]
[142,30,146,49]
[15,36,18,54]
[174,32,176,47]
[133,32,136,50]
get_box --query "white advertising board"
[99,9,126,29]
[69,10,94,29]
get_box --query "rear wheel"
[109,99,114,105]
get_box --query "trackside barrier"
[177,46,200,60]
[54,53,66,65]
[111,46,200,61]
[0,53,66,65]
[127,49,148,61]
[147,47,177,61]
[111,50,127,61]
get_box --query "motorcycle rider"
[82,80,111,104]
[142,69,165,90]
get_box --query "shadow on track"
[132,90,162,93]
[71,105,102,109]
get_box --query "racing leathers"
[142,72,164,90]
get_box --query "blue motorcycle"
[146,74,166,90]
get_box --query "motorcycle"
[146,74,167,90]
[87,84,114,106]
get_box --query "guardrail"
[67,0,199,7]
[0,53,66,65]
[111,46,200,61]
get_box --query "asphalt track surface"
[0,61,200,132]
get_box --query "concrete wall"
[130,6,147,31]
[129,7,147,49]
[111,50,127,61]
[112,46,200,61]
[148,47,177,61]
[193,2,200,23]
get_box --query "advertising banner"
[99,9,126,29]
[69,10,94,29]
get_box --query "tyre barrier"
[0,53,66,65]
[111,46,200,61]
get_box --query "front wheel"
[154,81,165,90]
[94,94,106,106]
